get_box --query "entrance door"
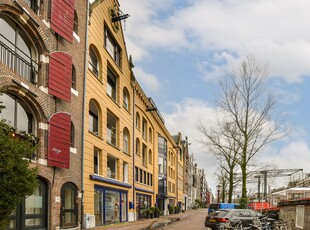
[8,179,47,229]
[60,183,78,228]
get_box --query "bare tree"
[199,57,286,207]
[198,120,240,203]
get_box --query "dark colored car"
[204,209,265,230]
[207,203,239,215]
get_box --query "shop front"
[136,193,152,220]
[94,186,128,226]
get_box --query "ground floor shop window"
[8,179,47,230]
[136,194,151,220]
[94,187,127,226]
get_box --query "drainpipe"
[81,0,90,227]
[132,85,136,220]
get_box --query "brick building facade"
[0,0,87,229]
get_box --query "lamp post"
[216,184,221,209]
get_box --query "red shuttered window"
[50,0,75,43]
[48,112,71,169]
[48,52,72,102]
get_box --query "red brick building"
[0,0,87,229]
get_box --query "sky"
[120,0,310,194]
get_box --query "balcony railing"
[0,34,38,85]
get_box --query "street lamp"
[216,184,221,209]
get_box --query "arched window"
[0,14,39,84]
[0,93,36,135]
[89,99,99,135]
[123,87,130,110]
[60,183,78,228]
[123,128,129,154]
[135,138,140,156]
[136,112,140,129]
[88,46,99,77]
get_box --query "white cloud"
[121,0,310,82]
[161,97,310,191]
[134,67,161,93]
[162,98,221,190]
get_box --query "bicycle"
[273,219,293,230]
[219,218,245,230]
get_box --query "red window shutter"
[48,52,72,102]
[48,112,71,169]
[50,0,75,43]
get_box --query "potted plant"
[149,207,155,219]
[154,206,161,218]
[144,208,150,219]
[168,205,175,214]
[174,205,180,214]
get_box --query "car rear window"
[209,204,218,209]
[215,210,229,217]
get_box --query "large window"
[136,112,140,129]
[142,118,147,140]
[136,194,151,220]
[89,46,99,77]
[89,100,99,135]
[9,179,47,229]
[142,144,147,167]
[107,111,117,146]
[123,162,128,183]
[94,188,127,226]
[123,87,129,110]
[148,150,152,164]
[107,155,117,179]
[135,138,140,156]
[94,148,102,175]
[0,15,39,84]
[107,68,117,101]
[0,93,36,134]
[122,128,129,154]
[104,27,121,66]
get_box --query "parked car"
[207,203,239,215]
[204,209,265,230]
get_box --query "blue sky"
[120,0,310,192]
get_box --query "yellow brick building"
[83,0,183,227]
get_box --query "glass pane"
[94,190,103,226]
[17,101,30,132]
[64,212,75,224]
[25,218,42,227]
[0,94,14,126]
[25,185,42,215]
[64,189,74,209]
[105,190,120,224]
[9,219,16,228]
[121,193,127,222]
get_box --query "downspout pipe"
[132,85,136,220]
[81,0,90,227]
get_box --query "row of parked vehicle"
[204,203,291,230]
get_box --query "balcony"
[0,34,38,84]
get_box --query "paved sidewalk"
[90,209,203,230]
